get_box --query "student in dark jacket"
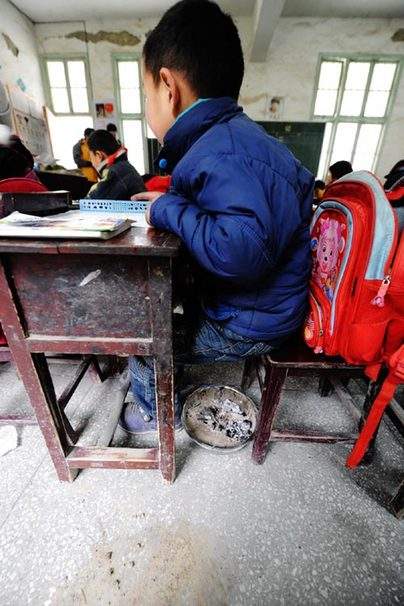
[120,0,314,434]
[86,130,145,200]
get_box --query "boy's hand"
[131,191,164,225]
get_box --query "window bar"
[63,60,73,114]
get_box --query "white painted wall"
[35,15,404,176]
[0,0,44,105]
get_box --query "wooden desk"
[0,227,180,483]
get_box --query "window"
[44,58,90,115]
[313,57,400,177]
[41,57,93,169]
[114,58,146,174]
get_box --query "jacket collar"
[98,147,127,175]
[157,97,242,172]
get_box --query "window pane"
[47,61,66,87]
[67,61,86,87]
[120,88,141,114]
[340,62,370,116]
[364,91,389,117]
[314,90,338,116]
[344,62,370,90]
[70,87,89,113]
[318,61,342,89]
[370,63,397,91]
[122,119,145,174]
[46,111,94,169]
[340,90,366,116]
[352,124,382,171]
[51,87,70,113]
[330,122,358,166]
[118,61,139,89]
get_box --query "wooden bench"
[241,340,366,464]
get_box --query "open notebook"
[0,211,133,240]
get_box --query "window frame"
[41,54,93,117]
[311,53,403,177]
[112,53,148,173]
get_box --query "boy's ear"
[159,67,181,114]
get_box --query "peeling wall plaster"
[392,28,404,41]
[2,33,19,57]
[0,0,44,105]
[65,30,140,46]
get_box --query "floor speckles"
[0,360,402,605]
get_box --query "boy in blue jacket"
[120,0,314,433]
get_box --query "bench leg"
[390,481,404,519]
[318,376,334,397]
[252,364,287,465]
[357,374,386,465]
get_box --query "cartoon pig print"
[312,217,345,301]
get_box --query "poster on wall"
[94,100,117,130]
[267,96,285,121]
[7,85,53,163]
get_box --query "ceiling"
[11,0,404,23]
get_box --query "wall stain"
[2,33,19,57]
[392,29,404,42]
[239,92,267,105]
[65,30,140,46]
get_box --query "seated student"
[119,0,314,434]
[313,179,325,209]
[106,123,122,146]
[384,160,404,208]
[0,135,43,183]
[86,130,145,200]
[325,160,352,185]
[73,128,98,183]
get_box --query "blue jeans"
[128,315,276,418]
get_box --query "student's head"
[314,179,325,200]
[326,160,353,185]
[106,123,118,139]
[87,130,120,169]
[0,137,34,179]
[142,0,244,142]
[384,159,404,190]
[84,127,94,142]
[9,135,34,170]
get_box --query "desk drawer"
[7,254,154,339]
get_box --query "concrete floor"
[0,359,403,606]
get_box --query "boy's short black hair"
[143,0,244,100]
[87,130,120,156]
[329,160,353,180]
[314,179,325,189]
[84,127,94,138]
[106,123,117,132]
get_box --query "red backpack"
[303,171,404,467]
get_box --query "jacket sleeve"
[150,153,296,284]
[86,168,116,199]
[73,141,92,168]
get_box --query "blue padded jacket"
[150,97,314,341]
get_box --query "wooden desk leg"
[149,258,175,483]
[0,262,75,482]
